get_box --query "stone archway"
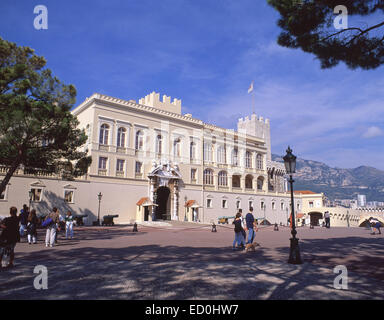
[155,186,171,220]
[309,212,323,226]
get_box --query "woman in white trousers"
[65,211,74,239]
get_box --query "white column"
[172,181,179,220]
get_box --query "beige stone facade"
[2,91,302,224]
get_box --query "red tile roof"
[136,197,150,206]
[294,190,317,195]
[185,200,196,208]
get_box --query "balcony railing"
[116,171,125,178]
[98,169,107,176]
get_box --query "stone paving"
[1,222,383,300]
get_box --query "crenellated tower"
[237,114,271,161]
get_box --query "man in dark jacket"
[0,207,20,268]
[19,204,29,238]
[245,207,256,244]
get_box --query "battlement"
[238,114,269,125]
[139,92,182,115]
[237,113,271,161]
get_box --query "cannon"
[102,214,119,226]
[73,214,88,226]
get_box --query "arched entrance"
[309,212,323,226]
[155,187,171,220]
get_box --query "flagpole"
[252,89,255,115]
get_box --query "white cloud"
[363,126,384,138]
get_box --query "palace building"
[0,92,300,224]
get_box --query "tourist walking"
[0,207,20,268]
[65,211,75,239]
[324,211,331,228]
[44,207,60,247]
[245,207,256,244]
[238,209,246,247]
[232,213,245,250]
[19,204,29,238]
[26,209,38,244]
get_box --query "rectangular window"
[191,169,197,181]
[64,190,74,203]
[260,201,265,210]
[207,199,213,208]
[135,161,142,174]
[116,159,125,172]
[99,157,107,169]
[222,199,228,209]
[30,188,42,202]
[309,201,314,208]
[236,200,241,209]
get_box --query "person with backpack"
[245,207,256,244]
[232,212,245,250]
[238,209,246,249]
[0,207,20,268]
[44,207,60,248]
[19,204,29,239]
[27,209,39,244]
[65,211,75,239]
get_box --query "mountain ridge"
[271,154,384,201]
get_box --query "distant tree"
[0,37,91,195]
[267,0,384,69]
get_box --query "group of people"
[232,207,258,250]
[0,205,76,268]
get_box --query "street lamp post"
[283,146,303,265]
[97,192,103,226]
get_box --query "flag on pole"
[248,81,254,94]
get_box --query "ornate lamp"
[283,146,302,265]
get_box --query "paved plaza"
[1,222,383,300]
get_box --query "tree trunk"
[0,161,21,196]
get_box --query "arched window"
[203,169,214,185]
[245,151,252,168]
[135,130,144,150]
[245,174,253,189]
[257,154,263,170]
[156,135,162,155]
[204,143,212,162]
[117,127,126,147]
[99,124,109,145]
[257,176,264,191]
[218,171,228,186]
[232,175,241,188]
[217,146,226,164]
[174,138,181,157]
[232,148,238,166]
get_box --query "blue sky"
[1,0,383,169]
